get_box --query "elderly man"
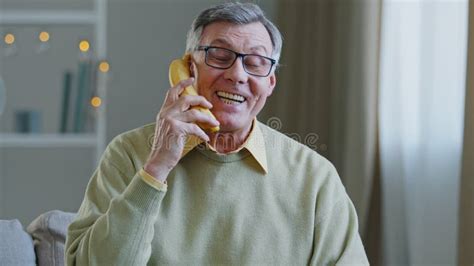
[66,2,368,265]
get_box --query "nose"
[223,57,249,84]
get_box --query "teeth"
[217,91,245,103]
[222,98,237,105]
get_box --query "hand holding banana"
[169,54,220,133]
[143,58,220,182]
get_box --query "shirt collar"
[181,118,268,174]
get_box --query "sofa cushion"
[27,210,76,266]
[0,219,36,266]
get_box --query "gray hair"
[185,2,283,65]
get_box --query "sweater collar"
[181,118,268,174]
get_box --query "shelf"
[0,10,97,25]
[0,133,97,148]
[0,0,107,224]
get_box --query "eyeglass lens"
[205,47,273,76]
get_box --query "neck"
[208,121,253,154]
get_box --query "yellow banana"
[168,54,220,133]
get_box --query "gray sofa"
[0,210,76,266]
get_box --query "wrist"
[143,162,171,182]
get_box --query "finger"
[176,77,195,90]
[173,78,194,97]
[165,78,194,104]
[164,88,182,105]
[176,94,213,111]
[181,121,210,142]
[163,94,213,118]
[179,108,220,127]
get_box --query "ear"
[189,62,195,77]
[189,56,197,78]
[188,59,200,93]
[267,72,277,96]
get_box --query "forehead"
[200,21,273,55]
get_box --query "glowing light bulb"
[4,33,15,45]
[39,31,50,42]
[91,96,102,108]
[79,40,90,52]
[99,61,110,73]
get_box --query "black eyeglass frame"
[195,45,276,77]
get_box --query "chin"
[215,115,249,133]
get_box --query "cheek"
[250,88,270,113]
[251,80,273,100]
[198,65,221,80]
[196,68,218,96]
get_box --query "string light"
[4,33,15,45]
[91,96,102,108]
[99,61,110,73]
[38,31,50,43]
[3,33,17,56]
[79,40,90,52]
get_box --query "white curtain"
[379,0,468,264]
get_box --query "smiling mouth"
[216,91,246,105]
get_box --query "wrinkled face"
[191,21,276,134]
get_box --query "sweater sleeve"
[309,165,369,265]
[65,136,166,266]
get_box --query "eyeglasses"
[196,46,276,77]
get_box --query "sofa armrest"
[27,210,76,266]
[0,219,36,266]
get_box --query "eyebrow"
[209,38,269,55]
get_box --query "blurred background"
[0,0,472,265]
